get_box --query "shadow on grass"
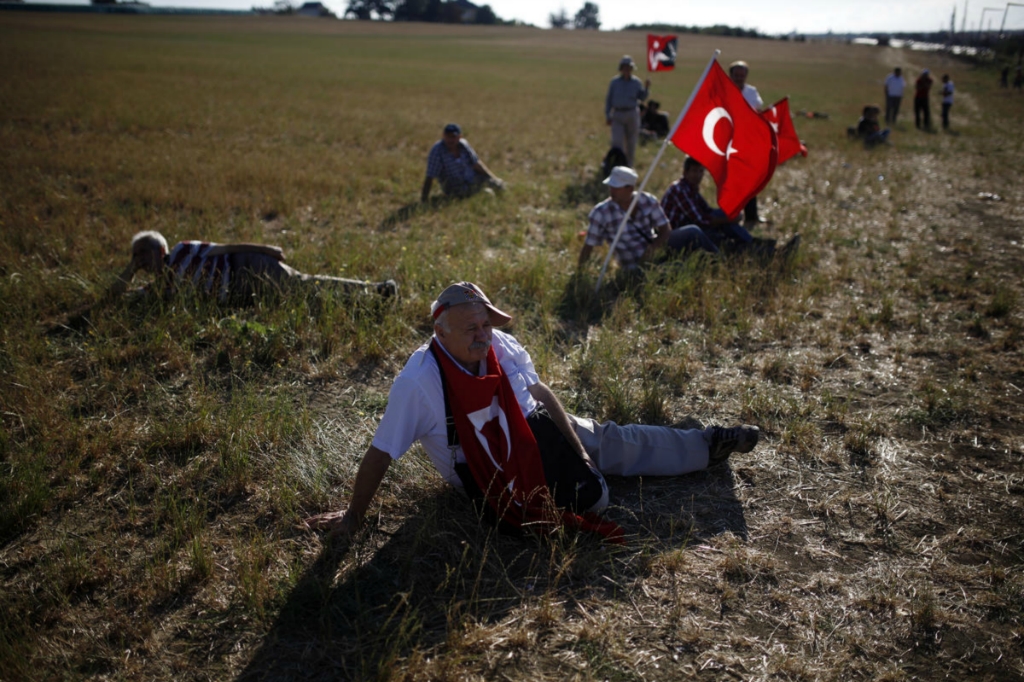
[560,175,606,208]
[239,465,748,679]
[378,196,455,231]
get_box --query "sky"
[27,0,1024,34]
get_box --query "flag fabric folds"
[669,60,778,219]
[762,97,808,164]
[647,34,678,72]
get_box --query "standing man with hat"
[728,60,766,226]
[605,55,650,168]
[304,281,760,539]
[578,166,718,271]
[421,123,504,203]
[913,69,934,131]
[883,67,906,125]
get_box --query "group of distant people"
[1000,64,1024,89]
[853,65,955,146]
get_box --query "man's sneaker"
[778,234,801,262]
[376,280,398,298]
[708,425,760,466]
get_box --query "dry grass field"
[1,12,1023,681]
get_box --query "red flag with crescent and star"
[431,339,624,542]
[762,97,808,164]
[647,34,677,72]
[669,60,778,219]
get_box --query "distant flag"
[647,34,678,72]
[668,60,778,219]
[762,97,808,164]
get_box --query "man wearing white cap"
[579,166,717,271]
[605,55,651,168]
[728,60,765,226]
[306,281,759,539]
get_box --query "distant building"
[297,2,332,17]
[452,0,478,23]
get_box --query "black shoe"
[377,280,398,297]
[778,234,801,262]
[708,425,760,466]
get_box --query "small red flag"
[647,34,677,72]
[669,60,778,219]
[762,97,808,164]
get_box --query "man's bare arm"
[527,382,595,468]
[578,243,594,267]
[421,177,434,203]
[304,445,392,540]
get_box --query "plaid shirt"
[660,178,713,229]
[585,192,668,269]
[426,139,480,196]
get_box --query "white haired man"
[110,230,397,300]
[578,166,718,272]
[305,281,759,540]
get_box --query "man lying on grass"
[306,281,759,541]
[110,230,397,302]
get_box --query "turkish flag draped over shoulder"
[762,97,808,164]
[669,60,778,219]
[647,34,677,72]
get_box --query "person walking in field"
[883,67,906,125]
[728,60,766,226]
[914,68,934,130]
[578,166,718,271]
[940,74,954,130]
[110,231,397,301]
[605,55,650,168]
[420,123,504,203]
[304,281,760,540]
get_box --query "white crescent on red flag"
[669,60,778,219]
[647,34,677,72]
[762,97,808,164]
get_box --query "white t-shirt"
[942,80,954,104]
[885,73,906,97]
[371,329,541,486]
[741,83,763,111]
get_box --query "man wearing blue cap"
[421,123,504,202]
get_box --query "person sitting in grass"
[420,123,504,203]
[110,230,397,301]
[305,281,760,540]
[660,158,800,259]
[855,104,890,146]
[578,165,719,271]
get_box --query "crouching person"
[305,282,760,541]
[110,230,397,301]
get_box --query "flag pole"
[595,49,722,292]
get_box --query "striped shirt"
[585,192,668,270]
[426,139,481,196]
[660,178,713,229]
[166,241,231,300]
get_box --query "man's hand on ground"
[303,509,360,541]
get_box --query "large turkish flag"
[669,60,778,219]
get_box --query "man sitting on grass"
[305,281,759,540]
[421,123,505,203]
[110,230,397,301]
[578,165,718,272]
[660,157,800,259]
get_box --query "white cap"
[603,166,638,188]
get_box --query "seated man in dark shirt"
[854,105,890,146]
[640,100,671,138]
[110,230,397,301]
[661,157,799,259]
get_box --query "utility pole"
[962,0,968,33]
